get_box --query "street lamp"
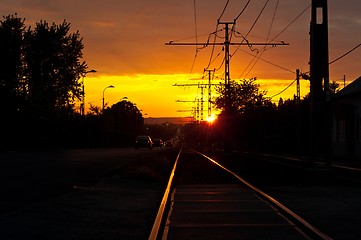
[102,85,115,111]
[81,69,97,115]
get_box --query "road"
[0,148,145,213]
[0,147,175,239]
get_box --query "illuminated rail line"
[149,148,333,240]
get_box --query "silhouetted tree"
[211,78,275,151]
[329,80,341,95]
[0,14,26,111]
[145,123,179,142]
[24,20,86,119]
[0,14,27,147]
[214,78,273,115]
[88,103,102,116]
[102,100,144,146]
[0,15,89,148]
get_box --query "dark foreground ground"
[1,148,360,239]
[0,148,177,240]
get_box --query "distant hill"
[144,117,192,125]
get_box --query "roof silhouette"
[334,76,361,98]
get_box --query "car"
[152,138,164,148]
[165,140,173,147]
[134,135,153,149]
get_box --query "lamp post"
[102,85,115,112]
[81,69,97,115]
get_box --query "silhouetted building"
[331,76,361,159]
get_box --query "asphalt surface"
[0,147,174,240]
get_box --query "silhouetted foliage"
[88,103,102,116]
[214,78,274,115]
[102,100,144,146]
[145,123,179,143]
[184,78,312,156]
[0,15,90,148]
[0,15,27,144]
[329,80,341,95]
[24,20,86,119]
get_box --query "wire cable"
[193,0,198,46]
[245,0,270,37]
[234,0,270,77]
[239,48,295,74]
[329,43,361,65]
[269,79,297,99]
[237,3,310,78]
[270,3,311,42]
[204,28,223,70]
[218,0,230,20]
[232,0,270,59]
[234,0,252,21]
[189,0,199,75]
[297,42,361,77]
[242,0,279,78]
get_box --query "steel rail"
[195,150,333,240]
[148,147,183,240]
[255,152,361,172]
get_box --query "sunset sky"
[1,0,360,117]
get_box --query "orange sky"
[2,0,360,117]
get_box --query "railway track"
[148,147,334,240]
[237,152,361,185]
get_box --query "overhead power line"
[232,0,270,62]
[218,0,230,20]
[236,3,311,78]
[189,0,199,75]
[271,3,311,41]
[329,43,361,65]
[298,42,361,76]
[234,0,252,21]
[269,79,297,99]
[242,0,279,78]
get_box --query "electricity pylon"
[204,69,216,118]
[174,82,219,121]
[167,20,288,115]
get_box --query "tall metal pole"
[296,69,300,103]
[309,0,330,161]
[219,21,234,115]
[102,85,114,112]
[200,85,204,121]
[167,22,288,117]
[204,69,215,118]
[81,69,97,115]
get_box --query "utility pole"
[166,21,288,116]
[220,21,232,114]
[204,69,215,118]
[174,83,219,122]
[177,108,197,122]
[176,99,201,122]
[309,0,330,163]
[168,20,288,151]
[200,86,204,121]
[296,69,301,103]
